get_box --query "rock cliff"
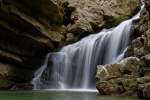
[96,0,150,98]
[58,0,141,42]
[0,0,66,90]
[0,0,140,90]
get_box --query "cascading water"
[32,53,51,89]
[32,5,144,90]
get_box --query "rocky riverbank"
[96,0,150,99]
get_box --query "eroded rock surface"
[96,55,150,98]
[0,0,65,89]
[97,0,150,98]
[59,0,141,38]
[96,57,140,96]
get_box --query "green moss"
[103,2,141,29]
[87,28,95,33]
[128,5,141,18]
[127,64,137,72]
[123,74,132,79]
[129,78,138,87]
[116,0,123,4]
[89,22,102,32]
[128,0,142,18]
[122,79,131,87]
[103,15,129,29]
[109,78,123,85]
[114,16,129,23]
[124,46,134,58]
[58,41,72,48]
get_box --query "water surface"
[0,90,144,100]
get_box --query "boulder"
[96,57,140,96]
[96,55,150,98]
[138,83,150,98]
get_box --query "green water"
[0,90,145,100]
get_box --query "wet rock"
[137,77,150,84]
[140,55,150,77]
[11,83,33,90]
[96,54,150,98]
[96,0,150,99]
[66,33,74,41]
[132,37,148,57]
[138,83,150,98]
[96,57,140,96]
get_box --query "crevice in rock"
[62,2,75,26]
[133,29,141,39]
[140,38,144,44]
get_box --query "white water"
[32,53,51,90]
[32,5,143,90]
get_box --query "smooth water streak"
[32,53,51,90]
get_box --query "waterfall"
[31,5,144,90]
[31,53,51,90]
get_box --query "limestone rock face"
[99,0,141,17]
[129,0,150,57]
[97,1,150,98]
[58,0,141,41]
[0,0,65,89]
[96,57,140,96]
[96,55,150,98]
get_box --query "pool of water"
[0,90,144,100]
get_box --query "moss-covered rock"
[58,0,141,41]
[96,57,140,96]
[103,4,141,29]
[138,83,150,98]
[95,0,150,99]
[96,54,150,98]
[103,15,129,29]
[120,57,139,73]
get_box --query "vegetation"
[103,3,141,29]
[103,15,128,28]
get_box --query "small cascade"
[31,5,144,90]
[31,53,50,90]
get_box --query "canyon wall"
[0,0,140,90]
